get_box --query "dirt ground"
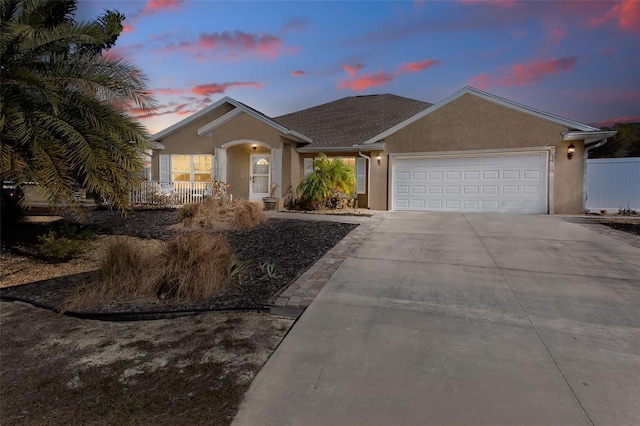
[0,209,357,425]
[1,301,293,425]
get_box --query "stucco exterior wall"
[151,103,234,180]
[369,153,387,210]
[212,113,285,150]
[379,93,584,214]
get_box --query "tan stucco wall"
[377,93,584,213]
[212,113,284,150]
[152,103,234,180]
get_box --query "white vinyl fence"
[130,181,212,206]
[586,157,640,212]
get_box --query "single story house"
[150,86,616,214]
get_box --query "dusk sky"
[78,0,640,135]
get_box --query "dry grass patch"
[180,198,265,230]
[61,233,242,312]
[157,233,238,300]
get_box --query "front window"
[171,155,212,182]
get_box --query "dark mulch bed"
[599,221,640,237]
[1,210,357,317]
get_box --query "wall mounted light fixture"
[376,152,382,166]
[567,142,575,159]
[252,144,257,152]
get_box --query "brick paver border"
[270,218,381,311]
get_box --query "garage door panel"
[392,152,548,213]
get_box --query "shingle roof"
[273,94,432,148]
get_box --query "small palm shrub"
[298,154,356,210]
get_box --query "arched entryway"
[217,140,282,201]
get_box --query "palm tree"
[0,0,156,214]
[298,153,356,209]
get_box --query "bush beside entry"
[297,154,356,210]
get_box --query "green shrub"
[297,153,355,210]
[37,225,94,262]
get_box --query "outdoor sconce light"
[376,152,382,166]
[252,144,257,152]
[567,142,575,159]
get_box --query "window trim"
[159,154,214,182]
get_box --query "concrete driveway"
[234,213,640,426]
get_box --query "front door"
[249,154,270,201]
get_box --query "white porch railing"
[130,181,213,206]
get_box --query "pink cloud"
[291,70,306,77]
[152,88,186,96]
[337,58,439,92]
[342,64,363,77]
[337,71,393,92]
[547,28,566,44]
[142,0,182,16]
[101,43,144,61]
[590,115,640,128]
[396,59,439,74]
[469,57,579,89]
[589,0,640,33]
[122,24,134,34]
[191,82,263,96]
[161,31,288,60]
[468,73,492,90]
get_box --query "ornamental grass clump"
[229,200,266,230]
[180,198,265,230]
[156,233,238,300]
[60,236,160,312]
[60,233,242,312]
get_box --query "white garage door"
[392,152,548,213]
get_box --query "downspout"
[358,151,371,209]
[583,139,609,213]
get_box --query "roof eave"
[297,142,386,153]
[296,146,361,153]
[563,130,618,144]
[194,101,313,143]
[152,96,234,141]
